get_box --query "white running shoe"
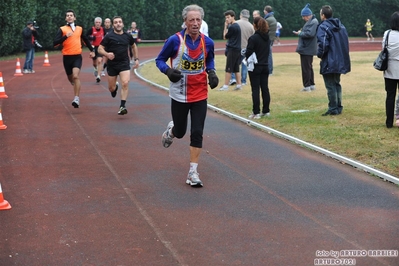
[162,121,174,148]
[248,113,261,119]
[186,171,203,187]
[72,98,79,108]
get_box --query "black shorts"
[92,46,102,60]
[107,62,130,76]
[63,55,82,76]
[225,49,241,73]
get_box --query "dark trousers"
[323,73,343,114]
[171,99,207,148]
[248,65,270,114]
[300,54,314,88]
[384,78,399,127]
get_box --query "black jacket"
[245,30,270,66]
[22,26,38,51]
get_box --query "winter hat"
[301,3,312,16]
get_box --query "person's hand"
[107,52,115,60]
[132,59,139,69]
[207,70,219,89]
[166,68,183,83]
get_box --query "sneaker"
[23,69,29,74]
[118,106,128,115]
[162,121,174,148]
[310,85,316,91]
[186,171,203,187]
[101,71,106,77]
[241,83,247,86]
[111,82,119,98]
[301,87,311,92]
[367,38,370,41]
[248,113,261,119]
[219,86,229,91]
[96,75,101,83]
[261,112,270,117]
[229,79,237,86]
[94,67,98,77]
[72,98,79,108]
[234,85,242,91]
[30,70,35,74]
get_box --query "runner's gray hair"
[94,17,102,23]
[182,4,204,20]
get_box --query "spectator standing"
[253,10,261,19]
[22,21,39,74]
[98,16,139,115]
[219,10,242,91]
[230,9,255,86]
[317,5,351,116]
[293,3,318,92]
[53,9,95,108]
[155,4,218,187]
[264,5,277,75]
[86,17,105,83]
[382,11,399,128]
[245,17,271,119]
[365,19,375,41]
[275,21,282,44]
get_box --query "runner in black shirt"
[98,16,139,115]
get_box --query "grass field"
[138,51,399,178]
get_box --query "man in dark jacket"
[22,21,39,73]
[317,5,351,116]
[294,3,318,92]
[264,5,277,75]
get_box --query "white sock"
[74,96,79,101]
[168,128,174,138]
[189,163,198,173]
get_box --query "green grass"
[138,51,399,178]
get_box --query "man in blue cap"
[293,3,318,92]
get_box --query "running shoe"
[72,98,79,108]
[248,113,261,119]
[186,171,203,187]
[101,71,106,77]
[161,121,174,148]
[96,75,101,83]
[111,82,119,98]
[118,106,128,115]
[218,86,229,91]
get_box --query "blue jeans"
[323,73,343,114]
[23,48,35,71]
[231,58,247,84]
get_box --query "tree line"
[1,0,399,56]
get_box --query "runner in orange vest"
[53,9,95,108]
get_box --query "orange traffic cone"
[0,109,7,130]
[0,182,11,210]
[14,58,23,76]
[0,72,8,99]
[43,51,51,67]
